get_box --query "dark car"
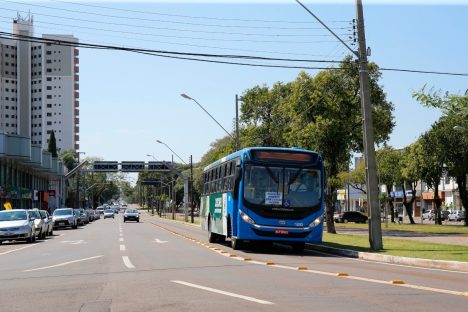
[334,211,368,223]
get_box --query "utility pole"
[235,95,240,151]
[190,155,194,223]
[356,0,383,250]
[75,154,80,209]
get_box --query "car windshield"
[0,210,28,221]
[39,211,47,218]
[243,165,321,209]
[53,209,73,216]
[30,210,41,218]
[104,209,114,213]
[125,209,137,213]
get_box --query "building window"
[47,121,52,125]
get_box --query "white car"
[448,210,465,222]
[39,210,54,236]
[0,210,36,244]
[30,209,48,239]
[103,209,115,219]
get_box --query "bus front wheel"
[231,237,243,250]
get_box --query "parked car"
[103,209,115,219]
[422,209,434,220]
[39,210,54,236]
[123,209,140,223]
[30,209,47,239]
[448,210,465,222]
[0,209,36,244]
[334,211,368,223]
[96,207,105,215]
[52,208,78,229]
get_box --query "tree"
[48,131,58,158]
[281,58,394,233]
[400,143,424,224]
[60,150,76,171]
[413,88,468,225]
[338,160,366,195]
[376,146,401,223]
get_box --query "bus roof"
[203,147,320,171]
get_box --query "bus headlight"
[239,210,255,225]
[308,215,323,228]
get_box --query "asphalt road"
[0,213,467,312]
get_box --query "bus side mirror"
[233,165,242,200]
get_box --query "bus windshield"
[243,165,321,209]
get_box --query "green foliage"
[338,160,366,193]
[376,146,402,189]
[413,86,468,117]
[47,131,58,158]
[60,149,76,171]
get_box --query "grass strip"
[335,223,468,235]
[323,233,468,262]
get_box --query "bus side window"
[209,170,214,194]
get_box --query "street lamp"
[453,125,467,132]
[146,154,159,161]
[156,140,187,165]
[75,151,86,209]
[180,93,233,139]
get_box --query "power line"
[0,31,344,64]
[4,0,351,30]
[49,0,350,25]
[1,31,466,77]
[0,9,351,45]
[0,7,351,38]
[0,17,342,59]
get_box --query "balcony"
[74,75,79,81]
[0,133,31,159]
[74,101,79,108]
[75,135,80,142]
[74,83,79,90]
[74,143,79,151]
[74,109,79,116]
[74,117,79,124]
[74,66,79,73]
[74,126,79,133]
[74,49,79,56]
[74,92,79,98]
[74,57,79,64]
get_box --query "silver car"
[0,210,36,244]
[30,209,47,239]
[52,208,78,229]
[39,210,54,236]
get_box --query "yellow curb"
[463,292,468,297]
[265,262,275,265]
[336,273,349,277]
[243,258,252,261]
[297,267,308,271]
[220,251,228,254]
[229,254,237,257]
[390,280,405,285]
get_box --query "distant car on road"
[52,208,78,229]
[103,209,115,219]
[123,209,140,223]
[334,211,368,224]
[448,210,465,222]
[96,207,105,215]
[0,209,36,244]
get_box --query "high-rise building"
[0,14,79,153]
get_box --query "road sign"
[93,161,118,172]
[121,161,145,172]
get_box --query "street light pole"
[75,151,85,209]
[235,94,240,151]
[156,140,187,165]
[181,93,233,139]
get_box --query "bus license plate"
[275,229,288,235]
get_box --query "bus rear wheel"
[207,218,217,243]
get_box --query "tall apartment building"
[0,15,79,152]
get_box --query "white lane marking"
[60,240,87,245]
[172,281,273,305]
[119,238,124,242]
[23,255,103,272]
[120,244,126,251]
[0,244,36,256]
[153,238,168,244]
[119,233,123,237]
[122,256,135,269]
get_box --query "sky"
[1,0,467,164]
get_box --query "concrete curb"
[307,243,468,272]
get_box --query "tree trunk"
[401,184,416,224]
[387,184,395,223]
[434,184,442,225]
[325,184,337,234]
[455,175,468,226]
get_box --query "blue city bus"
[200,147,324,251]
